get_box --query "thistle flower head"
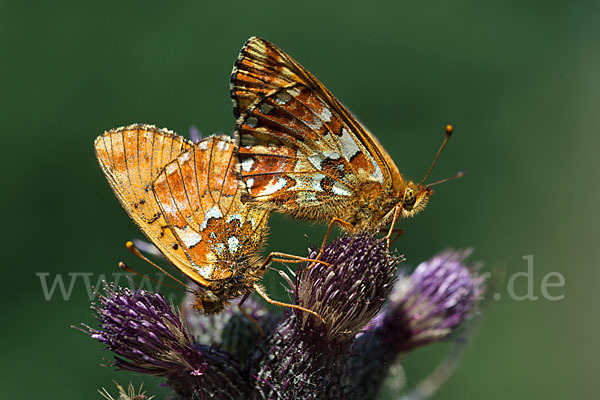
[377,249,484,353]
[251,233,399,399]
[85,284,203,376]
[295,233,400,342]
[82,283,248,399]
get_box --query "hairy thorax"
[337,183,399,233]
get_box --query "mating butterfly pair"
[95,37,449,315]
[95,126,321,319]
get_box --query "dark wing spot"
[147,213,161,224]
[159,225,168,238]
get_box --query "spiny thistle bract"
[80,235,485,399]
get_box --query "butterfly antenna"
[125,241,193,292]
[420,125,453,186]
[118,261,189,292]
[427,170,465,187]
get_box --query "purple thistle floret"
[251,233,399,399]
[349,249,484,400]
[295,233,400,342]
[377,249,484,353]
[82,284,248,399]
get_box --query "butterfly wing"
[152,136,270,286]
[231,37,400,181]
[231,36,314,118]
[236,84,378,216]
[94,124,197,274]
[232,37,404,222]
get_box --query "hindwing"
[232,37,404,222]
[152,136,270,285]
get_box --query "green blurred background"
[2,0,598,398]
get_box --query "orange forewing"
[94,124,195,270]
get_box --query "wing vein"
[176,155,202,232]
[217,141,236,206]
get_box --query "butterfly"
[231,37,453,240]
[95,124,323,317]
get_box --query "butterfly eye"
[402,188,417,209]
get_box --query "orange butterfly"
[95,124,322,318]
[232,37,455,242]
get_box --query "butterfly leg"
[253,283,324,322]
[237,293,264,336]
[316,217,354,259]
[258,252,332,271]
[384,205,403,249]
[383,228,404,246]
